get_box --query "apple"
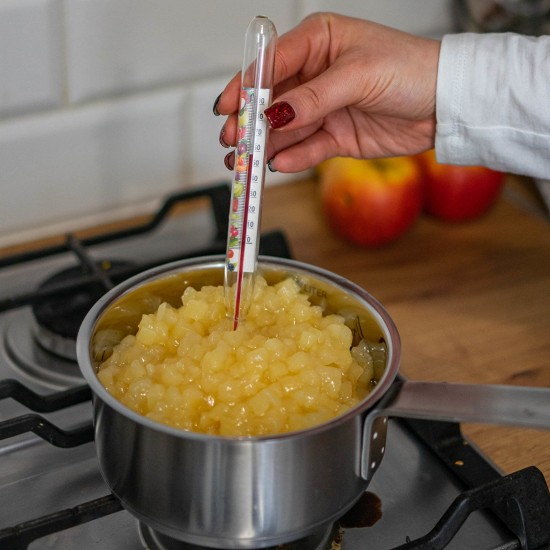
[318,156,424,247]
[417,149,505,222]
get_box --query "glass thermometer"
[225,16,277,329]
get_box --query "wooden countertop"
[261,177,550,486]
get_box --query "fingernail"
[224,151,235,171]
[219,126,230,148]
[213,93,222,116]
[267,159,277,173]
[264,101,295,129]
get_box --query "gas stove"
[0,184,549,550]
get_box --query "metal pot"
[76,256,550,549]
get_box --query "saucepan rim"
[76,255,401,442]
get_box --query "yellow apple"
[318,157,424,247]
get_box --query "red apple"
[417,150,505,222]
[318,157,423,247]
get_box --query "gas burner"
[138,523,338,550]
[31,260,134,361]
[3,310,83,389]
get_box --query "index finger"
[271,13,333,87]
[215,13,333,116]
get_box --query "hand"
[215,12,441,173]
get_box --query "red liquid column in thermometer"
[225,16,277,329]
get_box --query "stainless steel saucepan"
[76,256,550,549]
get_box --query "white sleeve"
[435,32,550,179]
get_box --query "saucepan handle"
[360,381,550,481]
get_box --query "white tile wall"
[0,0,452,246]
[0,0,64,119]
[0,89,189,241]
[300,0,454,36]
[64,0,299,104]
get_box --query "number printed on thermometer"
[242,87,268,272]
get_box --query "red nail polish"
[219,126,229,148]
[213,93,222,116]
[265,102,295,129]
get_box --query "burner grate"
[0,380,93,446]
[0,494,123,550]
[393,466,550,550]
[404,418,550,548]
[0,379,91,412]
[0,413,93,448]
[0,465,548,550]
[0,184,232,314]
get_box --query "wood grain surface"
[261,177,550,485]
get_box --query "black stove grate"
[0,494,123,550]
[0,379,91,412]
[0,413,93,448]
[393,465,550,550]
[0,184,232,313]
[0,380,93,446]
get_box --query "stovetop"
[0,184,549,550]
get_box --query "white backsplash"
[0,0,453,246]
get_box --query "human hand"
[215,12,441,173]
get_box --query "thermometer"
[225,16,277,329]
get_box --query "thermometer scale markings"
[240,88,267,272]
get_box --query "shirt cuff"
[434,34,471,165]
[434,32,550,179]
